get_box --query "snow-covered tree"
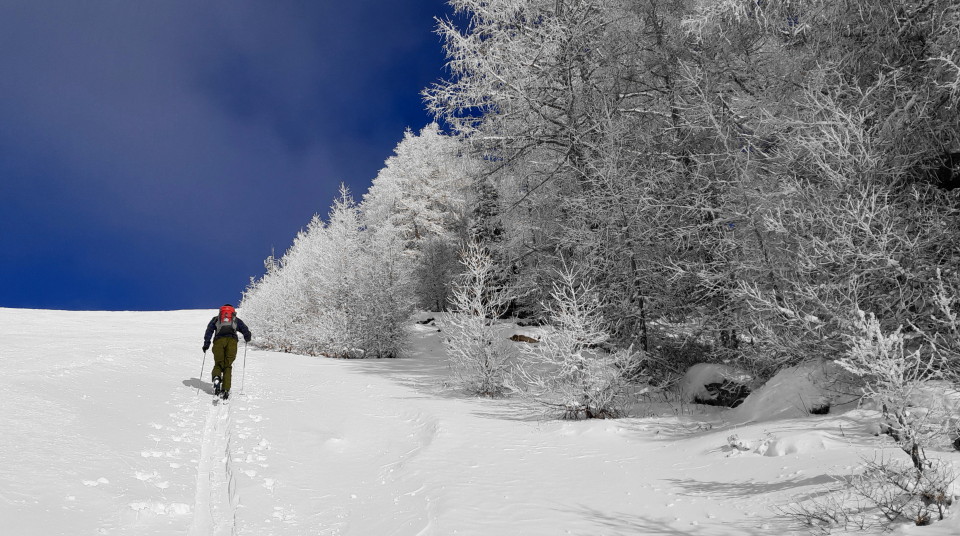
[362,123,470,245]
[428,0,960,383]
[362,123,470,242]
[412,235,460,312]
[674,0,960,372]
[241,185,411,358]
[425,0,710,337]
[442,240,515,396]
[517,266,639,419]
[839,310,958,472]
[240,214,328,352]
[361,123,473,311]
[346,219,414,358]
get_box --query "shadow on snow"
[577,505,798,535]
[182,377,215,395]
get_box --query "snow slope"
[2,308,959,535]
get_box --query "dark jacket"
[204,316,252,345]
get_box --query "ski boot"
[220,390,229,400]
[213,376,222,396]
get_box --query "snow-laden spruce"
[442,240,515,396]
[516,266,640,419]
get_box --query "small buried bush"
[693,380,750,408]
[809,403,831,415]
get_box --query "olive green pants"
[211,337,238,392]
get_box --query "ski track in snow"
[188,401,228,535]
[188,388,279,535]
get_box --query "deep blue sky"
[0,1,453,311]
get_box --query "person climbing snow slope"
[202,304,252,400]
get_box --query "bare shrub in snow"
[442,240,514,396]
[780,481,870,535]
[783,455,957,533]
[783,301,960,533]
[518,266,640,419]
[854,456,957,527]
[840,309,959,472]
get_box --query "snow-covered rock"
[729,359,853,423]
[678,363,752,406]
[726,434,751,451]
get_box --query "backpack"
[216,305,237,336]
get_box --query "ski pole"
[197,350,207,396]
[240,342,248,395]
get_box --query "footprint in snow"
[272,506,297,523]
[128,502,191,515]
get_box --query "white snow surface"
[3,307,960,535]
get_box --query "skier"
[202,304,252,400]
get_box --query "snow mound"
[720,430,843,457]
[729,359,848,423]
[678,363,751,403]
[757,430,842,457]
